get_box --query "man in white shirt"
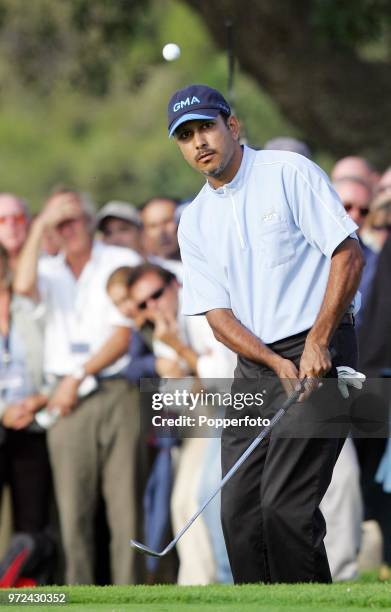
[167,84,364,583]
[14,189,142,584]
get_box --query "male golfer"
[168,84,364,584]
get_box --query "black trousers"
[0,429,52,533]
[221,324,357,584]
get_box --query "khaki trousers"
[48,379,139,584]
[321,438,363,581]
[171,437,215,584]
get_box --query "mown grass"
[0,574,389,612]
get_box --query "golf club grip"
[232,344,338,470]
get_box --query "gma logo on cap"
[173,96,201,112]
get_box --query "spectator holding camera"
[13,189,142,585]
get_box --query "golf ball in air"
[162,43,181,61]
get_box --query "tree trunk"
[183,0,391,167]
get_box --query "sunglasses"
[137,285,167,310]
[0,213,26,225]
[343,203,369,217]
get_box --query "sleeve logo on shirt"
[173,96,201,112]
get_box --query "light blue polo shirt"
[178,146,359,344]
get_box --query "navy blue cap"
[167,84,231,137]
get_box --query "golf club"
[130,378,307,558]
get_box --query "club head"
[129,539,165,558]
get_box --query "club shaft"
[132,383,304,556]
[162,386,304,550]
[171,406,287,544]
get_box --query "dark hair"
[220,111,231,125]
[126,263,176,291]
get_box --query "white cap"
[97,201,141,229]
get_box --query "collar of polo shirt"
[207,145,249,195]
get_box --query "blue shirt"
[178,146,358,343]
[0,327,34,406]
[355,240,378,329]
[122,330,157,384]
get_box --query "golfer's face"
[174,115,239,183]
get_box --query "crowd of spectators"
[0,147,390,586]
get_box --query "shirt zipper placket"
[229,190,245,250]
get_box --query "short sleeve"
[178,224,231,315]
[285,160,359,258]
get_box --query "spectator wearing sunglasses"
[333,177,376,328]
[0,194,30,272]
[333,177,372,232]
[109,262,236,585]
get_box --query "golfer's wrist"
[304,335,330,350]
[264,352,285,373]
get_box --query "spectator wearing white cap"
[97,200,143,255]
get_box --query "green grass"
[0,576,390,612]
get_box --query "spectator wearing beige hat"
[97,200,144,256]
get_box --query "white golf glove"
[336,366,366,399]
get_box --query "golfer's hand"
[298,342,331,400]
[48,376,79,416]
[299,342,331,379]
[273,357,300,397]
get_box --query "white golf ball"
[162,43,181,62]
